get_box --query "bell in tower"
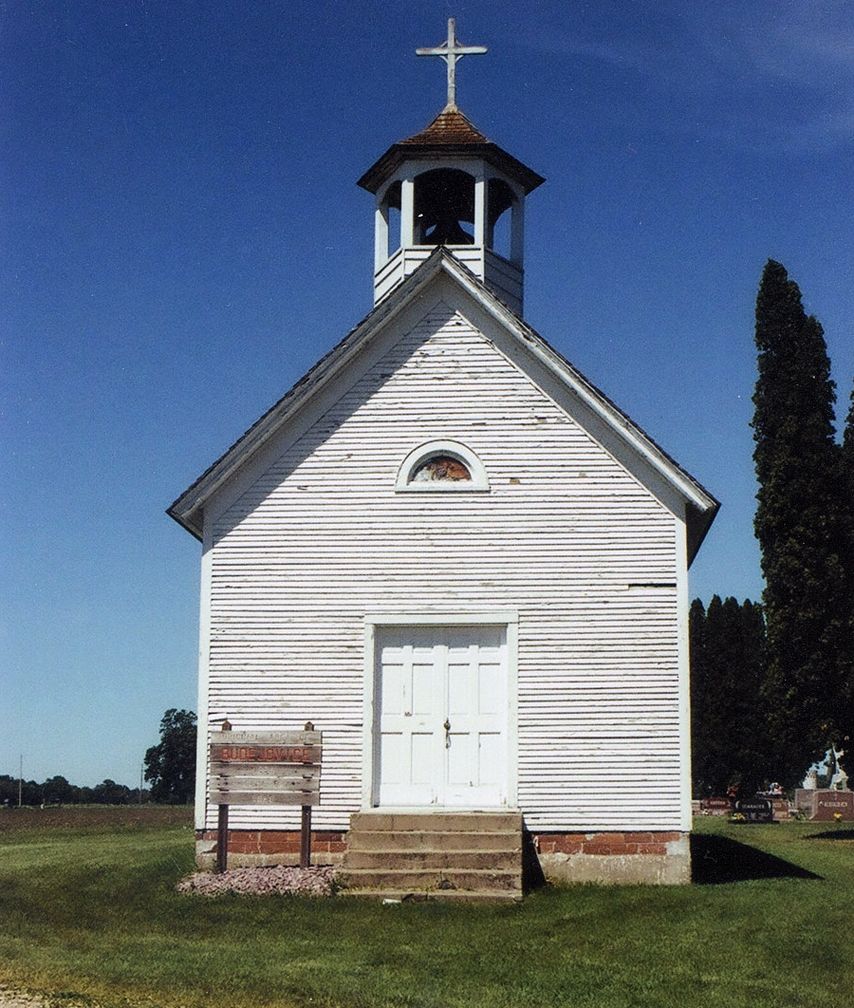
[415,168,475,246]
[357,19,544,317]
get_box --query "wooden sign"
[209,729,321,807]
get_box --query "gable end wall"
[198,303,687,833]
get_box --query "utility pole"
[18,754,22,808]
[139,763,144,804]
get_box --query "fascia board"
[204,285,458,530]
[170,248,718,546]
[437,258,718,516]
[167,253,451,536]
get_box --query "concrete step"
[338,867,522,892]
[341,888,523,904]
[341,810,525,898]
[348,829,521,852]
[343,848,521,871]
[349,811,522,833]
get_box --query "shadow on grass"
[806,828,854,841]
[691,833,821,884]
[522,829,547,891]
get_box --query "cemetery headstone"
[811,790,854,822]
[756,792,790,821]
[700,797,731,816]
[734,796,773,823]
[794,789,816,817]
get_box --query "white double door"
[375,624,509,808]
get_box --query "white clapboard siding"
[202,304,683,832]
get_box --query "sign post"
[216,719,232,873]
[209,721,322,873]
[300,721,314,868]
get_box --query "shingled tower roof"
[356,107,545,195]
[400,106,489,145]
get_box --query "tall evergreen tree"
[752,260,847,784]
[689,597,710,791]
[839,384,854,749]
[690,595,767,796]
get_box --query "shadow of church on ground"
[805,828,854,842]
[691,833,822,884]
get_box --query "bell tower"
[357,19,544,317]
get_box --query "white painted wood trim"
[510,196,525,266]
[401,177,415,248]
[193,522,214,830]
[374,198,388,273]
[395,438,490,492]
[505,618,519,808]
[428,271,710,519]
[675,513,692,831]
[365,610,519,626]
[171,253,716,540]
[474,172,486,248]
[204,291,459,528]
[361,620,377,810]
[361,612,519,811]
[377,158,521,203]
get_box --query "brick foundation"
[195,827,690,883]
[198,829,347,854]
[530,831,690,885]
[533,831,682,857]
[195,829,348,869]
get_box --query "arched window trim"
[395,440,490,493]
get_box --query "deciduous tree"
[92,779,133,804]
[144,709,197,804]
[41,775,75,804]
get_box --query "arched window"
[396,440,489,492]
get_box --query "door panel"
[478,732,502,785]
[375,624,508,808]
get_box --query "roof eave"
[169,249,719,552]
[357,142,545,195]
[167,250,454,536]
[686,498,721,568]
[432,256,720,522]
[166,501,203,541]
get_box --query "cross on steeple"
[416,18,487,110]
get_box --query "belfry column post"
[374,196,389,273]
[510,195,525,266]
[474,167,486,269]
[401,175,416,248]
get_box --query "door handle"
[443,718,451,748]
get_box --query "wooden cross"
[416,18,487,110]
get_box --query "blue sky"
[3,1,853,788]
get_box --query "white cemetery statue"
[829,744,849,791]
[802,767,818,790]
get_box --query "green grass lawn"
[0,807,852,1008]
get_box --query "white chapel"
[168,21,718,895]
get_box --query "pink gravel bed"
[176,864,337,897]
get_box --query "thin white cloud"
[515,4,854,151]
